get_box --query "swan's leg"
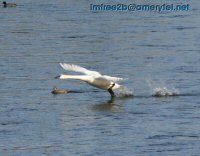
[108,88,115,97]
[108,83,115,97]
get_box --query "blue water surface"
[0,0,200,155]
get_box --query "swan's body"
[55,63,124,97]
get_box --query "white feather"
[102,75,123,82]
[59,63,123,82]
[60,63,101,77]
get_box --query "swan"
[55,63,124,97]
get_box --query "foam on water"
[114,85,134,97]
[146,79,180,97]
[152,86,180,97]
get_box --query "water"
[0,0,200,155]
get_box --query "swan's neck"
[60,74,92,82]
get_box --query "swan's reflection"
[91,96,131,112]
[92,97,115,111]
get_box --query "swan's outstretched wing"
[102,75,124,82]
[60,63,101,77]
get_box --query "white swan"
[55,63,124,97]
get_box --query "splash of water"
[146,79,180,97]
[153,86,180,97]
[114,85,134,97]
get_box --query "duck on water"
[2,1,17,7]
[51,86,81,94]
[55,63,125,97]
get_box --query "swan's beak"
[54,75,60,79]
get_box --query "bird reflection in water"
[91,96,130,112]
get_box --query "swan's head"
[54,74,67,79]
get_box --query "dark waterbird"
[51,86,82,94]
[2,1,17,7]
